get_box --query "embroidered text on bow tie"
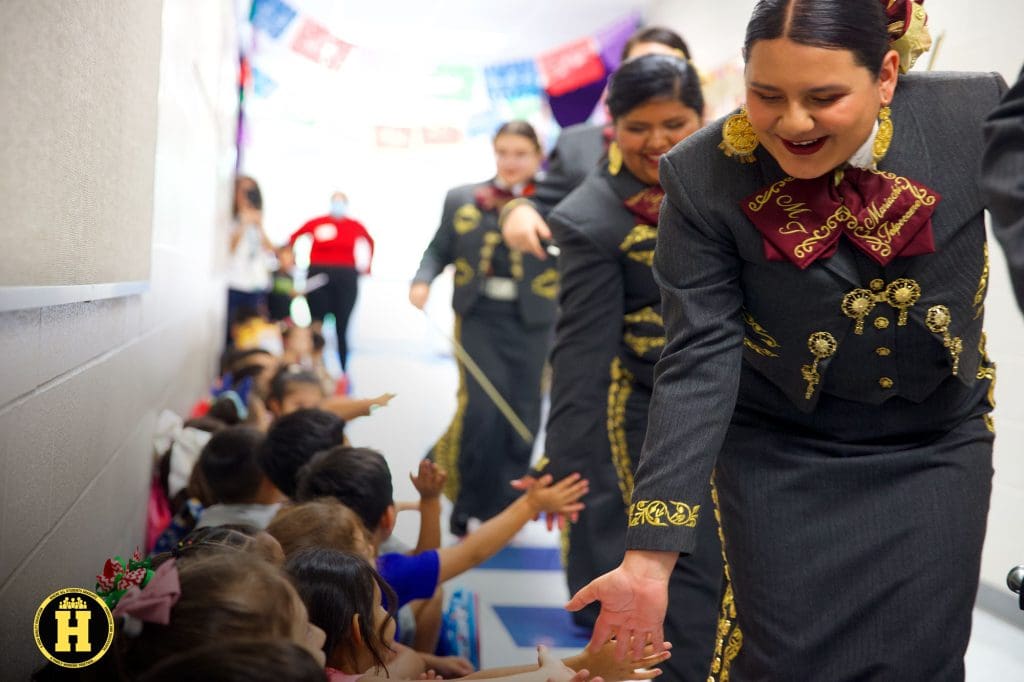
[741,168,940,269]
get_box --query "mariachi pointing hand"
[502,202,552,260]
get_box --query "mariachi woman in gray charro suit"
[410,121,558,536]
[501,27,694,259]
[568,2,1006,680]
[543,55,722,682]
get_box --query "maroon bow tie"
[741,168,940,269]
[624,186,666,225]
[475,183,535,212]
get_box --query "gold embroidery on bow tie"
[974,243,989,319]
[925,305,962,376]
[842,278,921,333]
[747,177,794,213]
[530,268,558,299]
[742,311,780,357]
[453,258,474,287]
[454,203,482,234]
[802,331,837,399]
[628,499,700,528]
[794,205,854,259]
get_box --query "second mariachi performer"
[410,121,558,536]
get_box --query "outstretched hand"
[524,473,589,516]
[536,645,604,682]
[566,552,676,661]
[511,474,580,529]
[411,459,447,500]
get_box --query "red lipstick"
[781,137,827,155]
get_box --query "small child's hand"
[536,646,603,682]
[411,460,447,501]
[525,473,589,516]
[373,392,396,408]
[418,670,443,680]
[572,639,671,681]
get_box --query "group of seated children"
[36,361,672,680]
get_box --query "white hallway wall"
[0,1,238,676]
[647,0,1024,607]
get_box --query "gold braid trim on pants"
[607,357,636,508]
[435,316,468,501]
[708,475,742,682]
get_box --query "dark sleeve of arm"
[543,214,623,480]
[981,67,1024,312]
[625,159,746,555]
[413,193,458,283]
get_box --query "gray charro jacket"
[414,181,558,328]
[627,71,1007,554]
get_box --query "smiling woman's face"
[744,37,898,179]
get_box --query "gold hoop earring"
[607,141,623,176]
[719,106,759,163]
[872,105,893,167]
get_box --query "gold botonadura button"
[870,278,885,292]
[876,347,892,357]
[874,316,890,330]
[879,377,894,389]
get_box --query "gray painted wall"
[0,1,238,675]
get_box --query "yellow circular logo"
[34,588,114,669]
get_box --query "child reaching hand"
[285,547,670,682]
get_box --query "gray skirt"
[714,366,994,682]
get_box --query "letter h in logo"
[54,596,91,653]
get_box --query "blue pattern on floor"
[492,605,592,649]
[476,546,562,571]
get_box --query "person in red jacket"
[290,192,374,373]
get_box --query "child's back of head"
[137,639,325,682]
[197,426,266,505]
[110,553,325,677]
[259,408,346,498]
[285,547,397,674]
[267,498,372,559]
[294,446,393,535]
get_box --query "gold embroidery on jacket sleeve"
[974,243,989,319]
[530,268,558,299]
[607,358,635,507]
[742,311,780,356]
[628,499,700,528]
[453,258,474,287]
[925,305,962,376]
[454,203,482,234]
[802,331,837,399]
